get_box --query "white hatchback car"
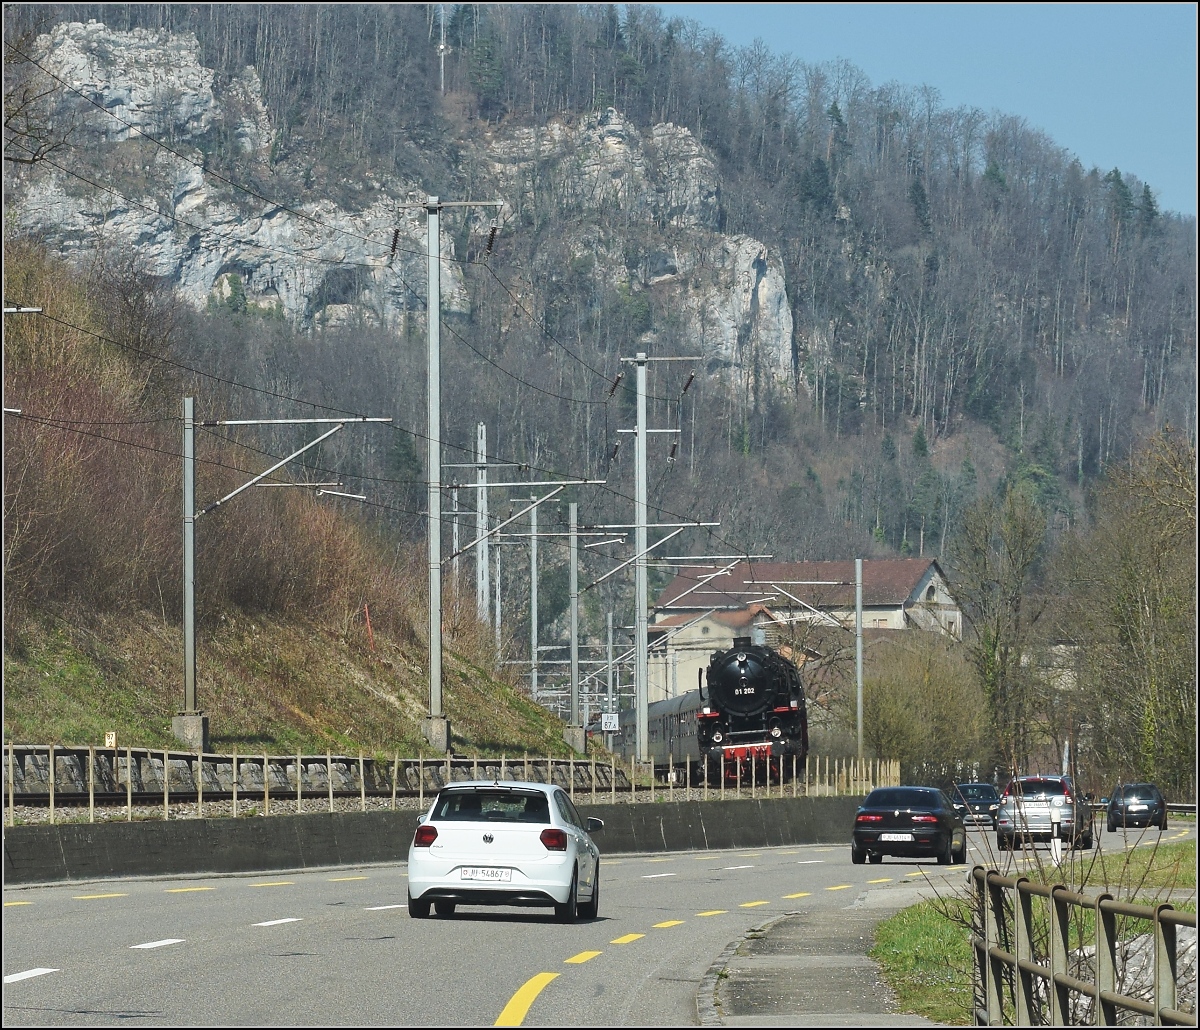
[407,780,603,921]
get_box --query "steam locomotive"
[612,636,808,782]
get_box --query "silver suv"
[996,775,1095,850]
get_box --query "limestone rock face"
[10,22,793,380]
[38,20,218,141]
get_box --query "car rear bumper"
[852,830,952,858]
[1109,813,1163,828]
[408,857,574,905]
[411,885,560,907]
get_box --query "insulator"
[607,371,624,397]
[486,225,499,253]
[681,371,695,394]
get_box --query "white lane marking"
[642,873,677,879]
[253,918,302,927]
[722,865,754,870]
[795,860,824,865]
[131,939,185,950]
[366,904,406,910]
[4,968,59,983]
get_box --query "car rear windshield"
[432,789,550,823]
[864,788,940,808]
[1011,778,1069,796]
[1118,784,1160,799]
[956,784,997,800]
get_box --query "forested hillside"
[3,4,1195,786]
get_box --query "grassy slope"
[3,602,584,758]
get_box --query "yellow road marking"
[646,857,673,863]
[783,892,811,899]
[697,910,727,916]
[654,919,685,927]
[165,887,215,893]
[495,971,559,1026]
[249,881,294,888]
[4,901,33,906]
[73,893,128,900]
[739,901,769,908]
[738,853,762,858]
[693,855,719,860]
[867,878,893,884]
[329,876,368,882]
[907,871,930,877]
[611,933,645,944]
[564,950,602,964]
[825,885,852,891]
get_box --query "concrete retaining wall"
[2,796,862,885]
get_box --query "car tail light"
[413,824,438,847]
[911,814,938,824]
[856,813,883,823]
[540,828,568,851]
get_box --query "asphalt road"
[3,821,1191,1026]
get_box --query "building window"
[925,584,936,601]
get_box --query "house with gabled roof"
[645,558,962,702]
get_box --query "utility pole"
[476,422,489,625]
[856,557,864,765]
[566,502,583,751]
[606,611,614,750]
[529,496,538,700]
[619,352,701,763]
[450,484,460,590]
[180,401,388,751]
[495,534,502,648]
[416,195,502,752]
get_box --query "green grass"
[3,604,588,759]
[871,841,1197,1025]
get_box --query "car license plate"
[1128,804,1147,811]
[460,867,511,882]
[880,832,914,842]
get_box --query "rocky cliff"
[10,20,794,384]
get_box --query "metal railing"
[971,864,1196,1026]
[3,742,890,824]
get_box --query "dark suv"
[996,775,1095,850]
[1105,783,1168,832]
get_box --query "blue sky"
[654,3,1198,217]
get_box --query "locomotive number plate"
[879,832,914,842]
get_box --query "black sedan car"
[852,786,966,865]
[951,782,1001,829]
[1105,783,1168,832]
